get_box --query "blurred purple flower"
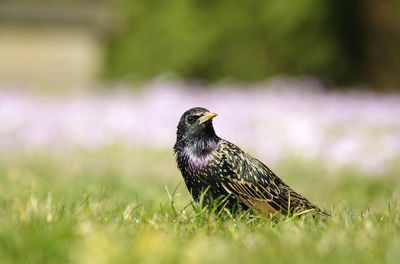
[1,79,400,173]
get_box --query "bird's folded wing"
[221,177,288,219]
[218,140,324,218]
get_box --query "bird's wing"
[218,141,318,218]
[221,177,286,219]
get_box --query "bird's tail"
[317,209,331,217]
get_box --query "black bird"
[174,107,328,219]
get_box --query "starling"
[174,107,328,219]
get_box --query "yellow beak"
[198,112,217,124]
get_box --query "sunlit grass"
[0,145,399,263]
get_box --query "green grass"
[0,145,399,264]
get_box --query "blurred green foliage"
[106,0,360,84]
[4,0,400,87]
[104,0,400,89]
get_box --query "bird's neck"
[176,136,220,170]
[174,135,220,155]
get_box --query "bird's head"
[175,107,218,144]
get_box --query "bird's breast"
[184,149,213,171]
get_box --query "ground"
[0,145,399,263]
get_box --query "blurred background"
[1,0,400,90]
[1,1,400,262]
[1,0,400,206]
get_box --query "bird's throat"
[180,138,219,170]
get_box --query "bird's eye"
[187,115,199,124]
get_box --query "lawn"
[0,145,399,264]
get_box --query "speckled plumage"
[174,107,328,219]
